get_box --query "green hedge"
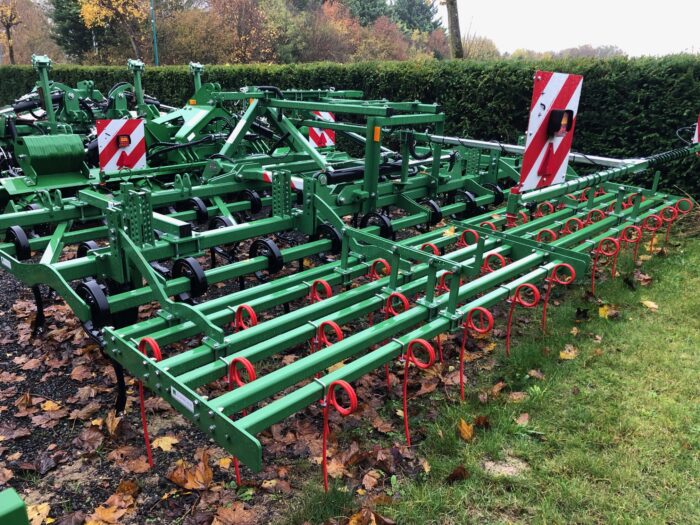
[1,57,698,195]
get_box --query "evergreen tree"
[391,0,440,33]
[50,0,96,60]
[342,0,388,26]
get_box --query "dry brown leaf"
[362,469,382,490]
[70,365,93,382]
[515,413,529,426]
[212,502,257,525]
[445,464,470,484]
[457,419,474,442]
[508,392,527,403]
[105,410,122,437]
[528,369,545,380]
[167,450,213,490]
[41,400,60,412]
[152,435,179,452]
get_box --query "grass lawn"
[285,222,700,524]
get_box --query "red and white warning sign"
[96,119,147,172]
[517,71,583,192]
[308,111,336,148]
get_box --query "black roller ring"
[177,197,209,225]
[75,279,110,328]
[483,183,504,206]
[451,190,478,220]
[360,212,394,239]
[250,238,284,281]
[5,226,31,261]
[239,189,262,214]
[77,240,100,258]
[423,199,443,225]
[314,223,342,255]
[172,256,208,298]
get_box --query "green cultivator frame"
[0,60,697,476]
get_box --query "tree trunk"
[445,0,463,59]
[4,27,14,64]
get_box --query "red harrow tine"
[480,220,497,231]
[308,279,333,304]
[480,252,507,275]
[541,263,576,334]
[535,201,555,218]
[383,292,410,388]
[321,380,357,492]
[505,283,541,358]
[536,228,558,243]
[137,337,162,467]
[459,307,494,400]
[233,304,257,332]
[420,242,440,255]
[560,217,585,237]
[456,228,479,249]
[401,339,436,446]
[660,206,679,245]
[591,237,620,294]
[227,357,257,486]
[620,225,643,265]
[642,214,663,255]
[367,259,391,327]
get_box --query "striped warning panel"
[96,119,147,172]
[308,111,336,148]
[518,71,583,192]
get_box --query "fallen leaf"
[473,415,490,429]
[570,327,579,336]
[104,410,122,438]
[90,505,127,524]
[219,457,233,470]
[362,469,382,490]
[212,502,256,525]
[152,435,179,452]
[490,380,507,397]
[641,300,658,312]
[73,427,104,453]
[559,344,578,360]
[28,503,51,525]
[167,449,212,490]
[70,365,92,382]
[515,413,529,426]
[457,419,474,442]
[528,369,545,380]
[41,400,61,412]
[598,304,620,319]
[507,391,527,403]
[445,464,470,484]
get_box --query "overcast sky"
[437,0,699,56]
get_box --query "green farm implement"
[0,63,697,486]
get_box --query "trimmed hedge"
[1,57,698,195]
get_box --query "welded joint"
[415,296,439,320]
[438,308,462,332]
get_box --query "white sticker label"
[1,257,11,269]
[170,386,195,414]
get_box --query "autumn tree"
[299,2,360,62]
[354,15,408,61]
[462,33,500,60]
[0,0,20,64]
[209,0,277,63]
[79,0,148,58]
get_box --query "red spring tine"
[309,279,333,304]
[561,217,584,236]
[227,357,256,486]
[367,258,391,281]
[518,211,529,224]
[317,320,344,348]
[436,272,452,294]
[505,284,540,357]
[620,225,643,262]
[591,237,620,294]
[420,242,440,255]
[536,201,555,218]
[383,292,410,389]
[642,214,663,254]
[456,228,479,248]
[480,221,497,231]
[675,198,693,215]
[402,339,435,446]
[322,380,357,492]
[579,187,590,202]
[459,307,493,400]
[660,206,679,244]
[137,337,162,468]
[542,263,576,334]
[481,252,506,275]
[232,304,257,332]
[536,228,558,243]
[586,208,606,225]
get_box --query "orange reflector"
[373,126,381,142]
[188,99,197,105]
[117,135,131,148]
[249,98,254,105]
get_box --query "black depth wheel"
[75,279,110,328]
[77,240,100,258]
[249,238,284,282]
[483,183,504,206]
[360,212,394,239]
[172,257,208,302]
[5,226,31,261]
